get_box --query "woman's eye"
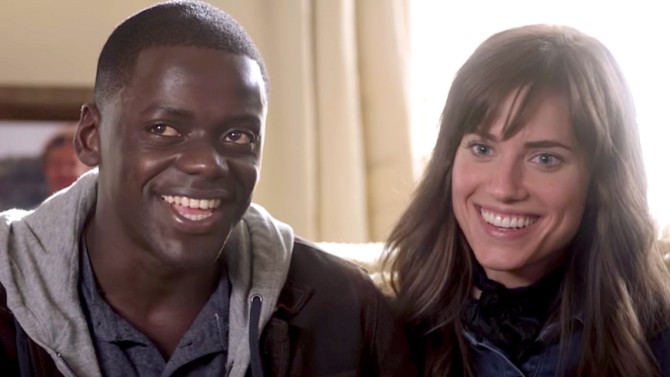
[468,142,493,157]
[531,153,562,168]
[224,130,256,145]
[148,123,181,137]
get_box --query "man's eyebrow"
[525,140,573,151]
[225,114,262,126]
[141,105,194,118]
[141,105,262,128]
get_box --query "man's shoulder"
[280,237,383,309]
[0,208,32,228]
[289,237,372,283]
[274,238,389,334]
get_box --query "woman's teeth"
[481,209,537,229]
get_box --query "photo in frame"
[0,86,92,211]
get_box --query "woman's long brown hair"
[382,25,670,376]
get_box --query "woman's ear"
[75,103,102,167]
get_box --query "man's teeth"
[182,213,211,221]
[481,209,537,229]
[161,195,221,210]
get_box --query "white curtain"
[218,0,415,242]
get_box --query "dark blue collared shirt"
[79,246,230,377]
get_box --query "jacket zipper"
[56,353,78,377]
[225,361,234,377]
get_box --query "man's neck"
[83,219,223,358]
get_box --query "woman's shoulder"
[650,325,670,376]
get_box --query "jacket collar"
[276,281,313,316]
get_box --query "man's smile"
[161,195,222,221]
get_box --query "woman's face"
[451,90,591,288]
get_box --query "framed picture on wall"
[0,86,93,211]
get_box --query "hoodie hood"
[0,170,294,377]
[224,202,293,377]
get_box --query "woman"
[382,25,670,376]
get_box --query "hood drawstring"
[249,295,264,377]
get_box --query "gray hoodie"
[0,170,294,377]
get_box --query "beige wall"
[0,1,265,86]
[1,1,146,86]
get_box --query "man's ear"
[75,103,102,167]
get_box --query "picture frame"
[0,86,92,121]
[0,86,92,211]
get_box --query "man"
[42,126,92,194]
[0,1,415,376]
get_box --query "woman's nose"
[485,157,529,202]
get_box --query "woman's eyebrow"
[472,130,497,141]
[524,140,573,151]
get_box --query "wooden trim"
[0,86,93,121]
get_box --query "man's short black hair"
[94,0,268,105]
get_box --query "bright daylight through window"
[409,0,670,233]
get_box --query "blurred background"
[1,0,667,244]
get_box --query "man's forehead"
[125,46,265,99]
[132,46,260,78]
[99,46,267,119]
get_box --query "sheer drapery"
[221,0,414,242]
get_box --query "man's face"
[92,46,266,269]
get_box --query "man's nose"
[175,138,228,178]
[485,157,528,202]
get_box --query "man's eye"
[224,130,256,145]
[148,123,181,137]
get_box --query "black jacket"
[0,238,417,377]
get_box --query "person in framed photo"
[41,125,92,194]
